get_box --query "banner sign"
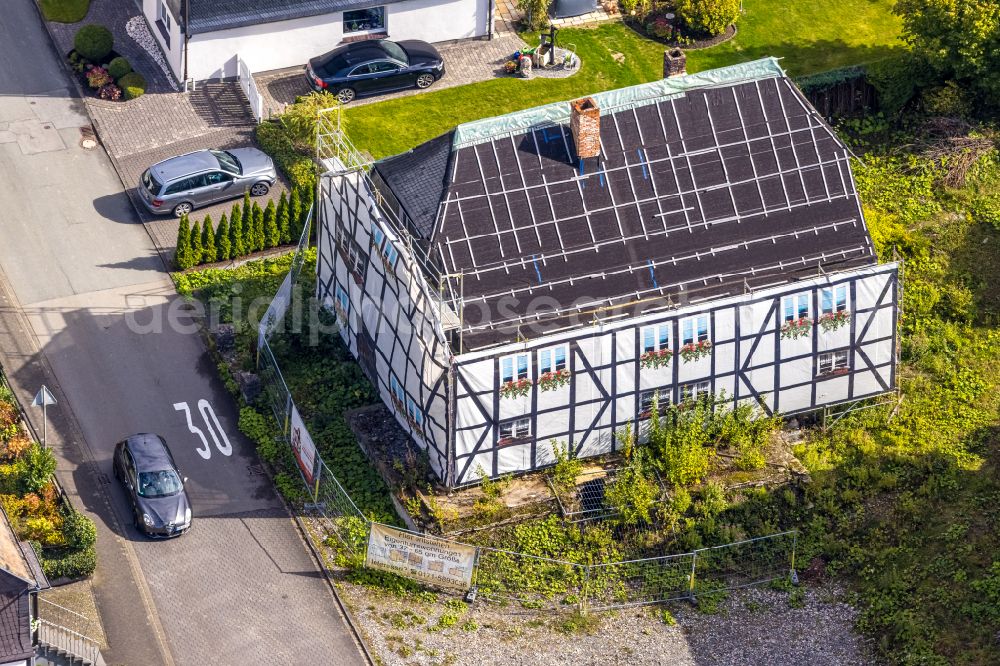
[258,272,293,349]
[365,523,477,590]
[289,404,318,485]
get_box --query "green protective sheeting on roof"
[452,57,787,148]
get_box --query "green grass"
[38,0,90,23]
[343,0,902,158]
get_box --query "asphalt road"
[0,1,366,664]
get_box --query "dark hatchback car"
[306,39,444,103]
[113,434,191,538]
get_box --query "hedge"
[118,72,147,100]
[108,56,132,80]
[73,24,113,62]
[41,544,97,580]
[255,121,317,191]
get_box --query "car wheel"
[336,87,356,104]
[416,73,435,89]
[250,182,270,197]
[172,202,193,217]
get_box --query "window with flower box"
[500,353,531,399]
[371,224,385,249]
[818,350,849,375]
[381,242,399,272]
[680,380,710,403]
[334,285,349,320]
[498,417,530,445]
[405,395,424,430]
[389,373,405,412]
[679,315,712,361]
[781,293,812,339]
[537,345,570,391]
[640,324,672,369]
[818,285,850,331]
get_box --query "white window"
[538,345,568,374]
[499,417,530,442]
[382,242,399,268]
[820,286,848,315]
[371,224,385,249]
[157,0,171,29]
[501,353,529,384]
[818,350,849,375]
[344,6,386,33]
[641,324,670,353]
[335,285,349,315]
[782,293,810,322]
[405,396,423,427]
[681,315,709,345]
[639,389,666,415]
[680,380,711,402]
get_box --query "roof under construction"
[371,58,876,350]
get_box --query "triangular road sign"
[32,385,57,407]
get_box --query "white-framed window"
[405,395,423,427]
[501,353,529,384]
[499,417,530,442]
[371,224,385,249]
[538,345,568,374]
[680,380,711,402]
[640,389,667,415]
[157,0,171,29]
[389,373,404,405]
[334,285,349,315]
[782,293,810,322]
[820,285,848,315]
[681,315,709,345]
[642,324,670,353]
[344,6,386,33]
[382,242,399,268]
[818,350,849,375]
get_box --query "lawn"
[343,0,902,159]
[38,0,90,23]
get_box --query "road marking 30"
[173,400,232,459]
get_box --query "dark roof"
[186,0,398,34]
[127,433,174,471]
[373,131,455,239]
[372,65,877,350]
[0,574,33,663]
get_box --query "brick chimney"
[664,48,686,78]
[570,97,601,159]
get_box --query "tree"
[263,200,279,248]
[241,191,253,247]
[189,219,203,266]
[216,213,231,261]
[201,215,217,264]
[675,0,740,36]
[277,191,291,244]
[894,0,1000,106]
[251,202,264,252]
[289,188,302,241]
[174,214,193,269]
[230,202,245,257]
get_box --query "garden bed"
[627,16,736,50]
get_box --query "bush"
[107,56,132,80]
[675,0,739,36]
[118,72,146,100]
[230,202,245,257]
[264,200,279,248]
[16,445,56,495]
[42,545,97,580]
[74,24,113,62]
[85,66,112,89]
[255,121,317,191]
[97,83,121,101]
[190,219,203,266]
[201,215,217,264]
[61,509,96,549]
[175,214,193,270]
[216,213,232,261]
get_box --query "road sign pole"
[42,401,46,448]
[32,385,57,449]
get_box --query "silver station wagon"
[139,148,277,217]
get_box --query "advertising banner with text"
[365,523,477,590]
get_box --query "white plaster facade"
[143,0,491,82]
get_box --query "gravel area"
[337,579,872,666]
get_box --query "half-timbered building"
[316,56,899,486]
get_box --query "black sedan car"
[306,39,444,103]
[113,433,191,538]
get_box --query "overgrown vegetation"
[0,380,97,580]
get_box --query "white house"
[315,56,899,486]
[143,0,493,82]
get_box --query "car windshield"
[379,40,409,65]
[211,150,241,175]
[137,470,183,498]
[142,170,162,196]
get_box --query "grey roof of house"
[186,0,399,35]
[369,64,877,349]
[0,573,33,663]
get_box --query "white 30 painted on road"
[173,400,233,459]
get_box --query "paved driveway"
[0,1,365,664]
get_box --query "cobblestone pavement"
[496,0,619,28]
[256,34,530,116]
